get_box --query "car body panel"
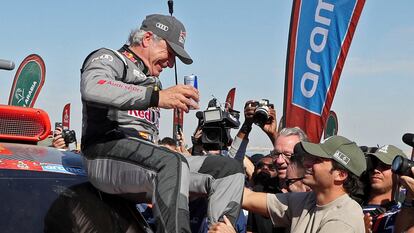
[0,143,150,233]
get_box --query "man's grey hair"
[128,29,162,46]
[278,127,308,142]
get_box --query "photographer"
[226,100,308,194]
[227,100,278,162]
[221,99,280,233]
[189,126,207,155]
[190,97,241,156]
[246,155,284,233]
[362,145,407,233]
[52,127,68,150]
[51,126,78,151]
[185,99,247,232]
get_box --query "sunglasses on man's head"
[256,162,276,171]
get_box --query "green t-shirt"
[267,191,364,233]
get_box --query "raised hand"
[158,84,199,112]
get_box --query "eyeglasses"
[270,150,293,161]
[285,177,304,186]
[256,162,276,171]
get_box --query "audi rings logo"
[156,22,169,31]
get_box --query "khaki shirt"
[267,191,364,233]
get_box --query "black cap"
[249,153,265,165]
[141,14,193,64]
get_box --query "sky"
[1,0,414,154]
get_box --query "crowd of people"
[43,13,414,233]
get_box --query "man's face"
[369,158,393,194]
[147,36,175,77]
[274,135,301,180]
[256,157,277,178]
[302,154,335,190]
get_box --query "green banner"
[8,54,45,107]
[324,111,339,139]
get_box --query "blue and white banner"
[283,0,365,142]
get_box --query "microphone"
[168,0,174,16]
[207,98,217,108]
[0,59,15,70]
[402,133,414,147]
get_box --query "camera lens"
[391,155,414,177]
[391,156,403,173]
[205,129,219,142]
[254,107,269,125]
[202,127,223,144]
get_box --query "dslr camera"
[62,129,77,146]
[248,99,274,126]
[392,155,414,177]
[196,98,240,151]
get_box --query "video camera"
[196,98,240,151]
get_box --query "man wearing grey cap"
[80,14,244,233]
[211,136,366,233]
[363,145,408,233]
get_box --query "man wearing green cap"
[80,14,244,233]
[363,145,408,233]
[211,136,366,233]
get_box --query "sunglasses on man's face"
[285,177,304,186]
[256,162,276,171]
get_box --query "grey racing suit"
[80,46,244,233]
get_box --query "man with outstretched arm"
[210,136,366,233]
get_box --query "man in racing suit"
[80,14,244,233]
